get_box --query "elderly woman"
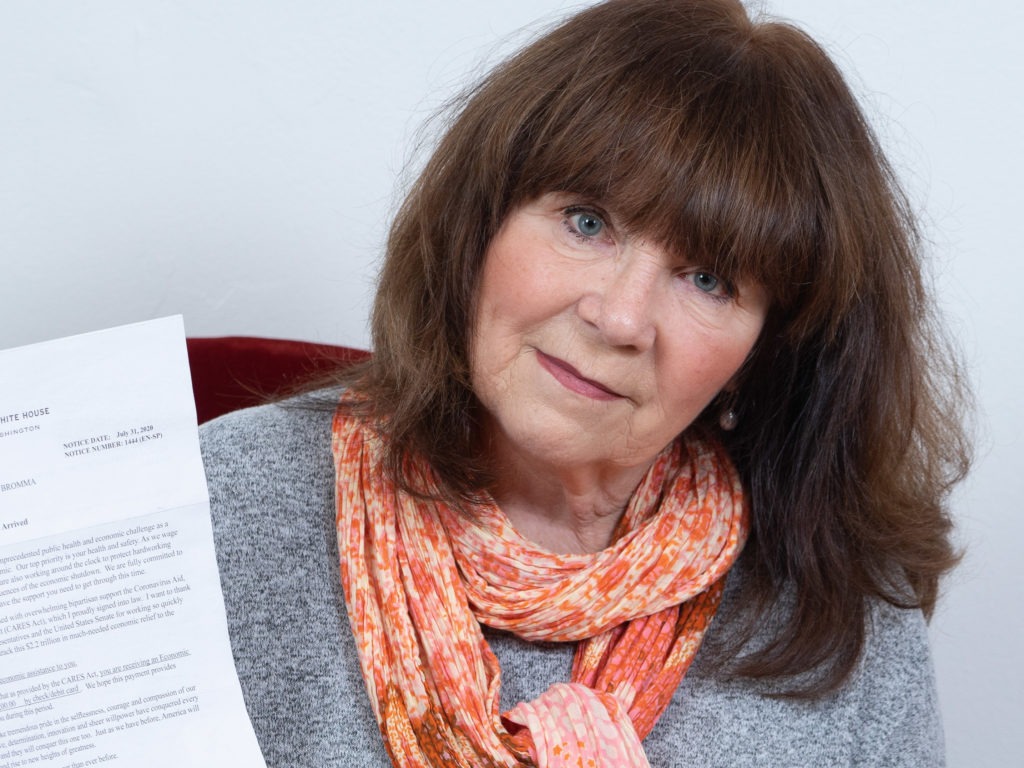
[201,0,970,765]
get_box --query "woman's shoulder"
[851,595,943,762]
[199,390,340,565]
[654,567,943,767]
[707,563,938,701]
[199,389,340,468]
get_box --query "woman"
[201,0,970,765]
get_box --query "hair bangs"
[500,27,845,316]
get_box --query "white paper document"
[0,317,266,767]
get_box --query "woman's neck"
[487,440,650,555]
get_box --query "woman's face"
[470,193,769,475]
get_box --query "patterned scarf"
[332,408,748,767]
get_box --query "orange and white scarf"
[333,408,748,767]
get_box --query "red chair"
[185,336,369,424]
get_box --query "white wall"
[2,1,1020,763]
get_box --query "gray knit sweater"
[199,398,944,767]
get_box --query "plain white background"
[1,1,1020,763]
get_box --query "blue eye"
[693,272,720,293]
[570,211,605,238]
[684,269,734,301]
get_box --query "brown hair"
[342,0,971,695]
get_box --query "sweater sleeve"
[851,600,945,767]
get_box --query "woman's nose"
[577,248,658,351]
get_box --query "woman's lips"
[535,351,622,401]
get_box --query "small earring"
[719,407,738,431]
[718,391,739,431]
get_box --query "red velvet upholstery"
[185,336,369,424]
